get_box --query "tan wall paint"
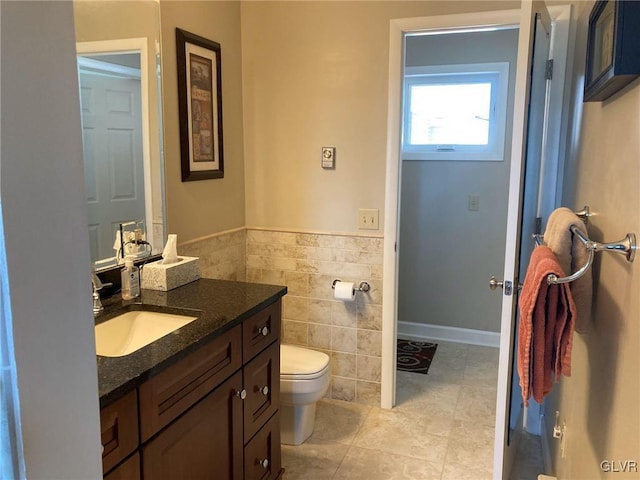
[545,2,640,478]
[241,0,518,233]
[160,1,246,242]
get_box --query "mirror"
[73,0,165,269]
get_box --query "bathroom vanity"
[96,278,286,479]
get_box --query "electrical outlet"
[358,209,379,230]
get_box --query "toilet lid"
[281,344,330,379]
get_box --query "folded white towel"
[543,207,593,333]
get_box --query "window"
[403,62,509,161]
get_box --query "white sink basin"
[95,310,198,357]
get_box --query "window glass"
[403,63,509,161]
[409,82,492,146]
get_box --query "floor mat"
[396,339,438,375]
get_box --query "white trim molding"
[398,321,500,348]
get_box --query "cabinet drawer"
[243,341,280,441]
[142,371,244,480]
[104,452,140,480]
[100,390,138,475]
[139,324,242,441]
[242,301,280,363]
[244,412,282,480]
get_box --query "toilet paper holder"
[332,279,370,293]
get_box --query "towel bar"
[574,205,592,224]
[533,223,636,285]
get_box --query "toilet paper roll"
[334,281,356,302]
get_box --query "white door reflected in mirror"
[78,54,146,263]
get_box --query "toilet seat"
[280,344,330,380]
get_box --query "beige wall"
[160,1,246,242]
[545,2,640,478]
[241,1,518,233]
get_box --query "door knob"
[489,276,504,290]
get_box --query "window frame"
[402,62,510,161]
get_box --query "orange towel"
[518,246,576,406]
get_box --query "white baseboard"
[398,321,500,348]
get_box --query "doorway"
[382,5,573,479]
[397,28,518,348]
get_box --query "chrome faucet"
[91,271,112,316]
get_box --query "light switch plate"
[321,147,335,169]
[358,209,379,230]
[468,195,480,211]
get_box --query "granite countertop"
[96,278,287,409]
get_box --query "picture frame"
[176,28,224,180]
[584,0,640,102]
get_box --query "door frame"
[381,2,573,477]
[382,6,522,409]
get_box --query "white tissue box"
[140,256,200,291]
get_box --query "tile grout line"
[284,344,498,479]
[330,403,373,480]
[437,344,465,480]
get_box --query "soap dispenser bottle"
[121,256,140,300]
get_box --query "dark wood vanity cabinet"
[100,389,138,476]
[142,371,244,479]
[100,299,283,480]
[104,453,141,480]
[138,325,243,443]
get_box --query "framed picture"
[584,0,640,102]
[176,28,224,180]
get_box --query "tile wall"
[179,228,247,281]
[178,227,384,405]
[246,229,384,406]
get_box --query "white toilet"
[280,344,330,445]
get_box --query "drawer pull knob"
[259,458,269,469]
[259,385,269,396]
[235,389,247,400]
[259,326,269,336]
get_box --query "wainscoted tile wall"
[179,228,247,281]
[178,227,384,405]
[246,229,384,406]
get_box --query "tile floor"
[281,341,500,480]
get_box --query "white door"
[493,1,552,478]
[79,71,145,262]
